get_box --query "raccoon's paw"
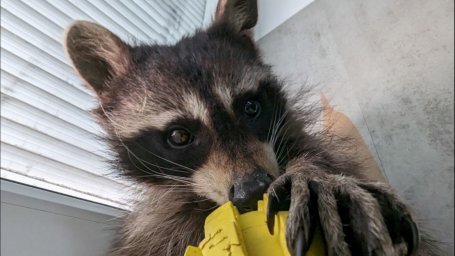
[266,172,420,256]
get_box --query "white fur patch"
[261,142,280,177]
[213,86,233,113]
[236,65,269,93]
[106,109,180,138]
[105,92,211,138]
[182,92,210,127]
[192,156,232,204]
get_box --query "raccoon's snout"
[228,169,273,213]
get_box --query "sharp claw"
[295,228,305,256]
[360,183,420,255]
[402,215,420,256]
[266,194,278,235]
[267,177,292,235]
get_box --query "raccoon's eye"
[167,128,193,148]
[244,100,261,118]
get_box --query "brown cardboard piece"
[321,93,386,182]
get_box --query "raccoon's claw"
[267,173,317,255]
[266,171,420,256]
[266,175,291,235]
[295,228,305,256]
[359,183,420,255]
[266,193,277,235]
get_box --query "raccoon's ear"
[64,21,131,101]
[215,0,258,32]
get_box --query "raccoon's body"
[64,0,438,255]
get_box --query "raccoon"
[64,0,435,255]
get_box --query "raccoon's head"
[65,0,295,211]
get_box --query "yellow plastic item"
[184,195,324,256]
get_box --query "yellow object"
[184,195,325,256]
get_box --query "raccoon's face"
[65,0,289,211]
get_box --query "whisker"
[131,141,197,173]
[267,93,280,143]
[128,154,196,186]
[269,101,284,146]
[271,109,290,148]
[274,121,293,163]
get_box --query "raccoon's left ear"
[64,21,131,102]
[215,0,258,33]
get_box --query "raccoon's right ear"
[64,21,131,101]
[215,0,258,33]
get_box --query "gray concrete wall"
[258,0,454,253]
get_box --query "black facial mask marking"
[118,119,211,183]
[232,79,287,143]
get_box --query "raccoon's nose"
[229,169,273,213]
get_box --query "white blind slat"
[1,9,66,61]
[1,29,91,95]
[1,96,108,157]
[0,143,123,190]
[87,0,151,40]
[1,70,101,134]
[1,117,110,172]
[105,1,166,43]
[1,49,96,110]
[1,1,62,40]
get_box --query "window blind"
[1,0,208,209]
